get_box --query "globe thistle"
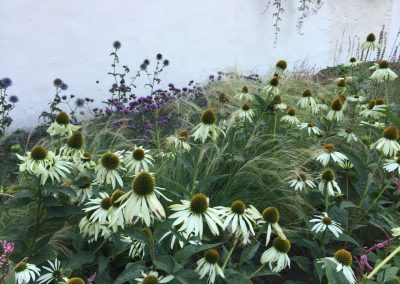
[0,77,12,88]
[9,95,19,103]
[113,40,121,49]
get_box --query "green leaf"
[98,255,109,275]
[113,261,146,284]
[64,251,95,270]
[292,256,312,274]
[240,242,260,265]
[154,255,183,274]
[340,201,359,209]
[224,269,252,284]
[321,258,348,284]
[174,243,220,264]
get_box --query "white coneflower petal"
[370,60,398,82]
[318,168,341,196]
[47,112,79,137]
[124,145,154,174]
[326,249,356,284]
[192,108,225,143]
[14,262,41,284]
[135,271,174,284]
[195,249,225,284]
[37,259,63,284]
[94,151,126,188]
[260,237,291,272]
[315,144,348,166]
[297,122,321,136]
[235,86,254,101]
[372,126,400,157]
[289,172,316,191]
[309,212,343,238]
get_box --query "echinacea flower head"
[259,207,286,245]
[359,100,386,119]
[315,144,348,166]
[74,152,96,171]
[392,227,400,237]
[169,193,223,239]
[312,98,328,114]
[195,249,225,284]
[95,151,125,188]
[297,89,316,109]
[370,60,398,82]
[120,228,152,259]
[345,57,362,67]
[297,122,321,136]
[263,76,280,96]
[47,112,79,136]
[119,172,170,227]
[71,175,95,203]
[60,131,85,159]
[361,33,381,50]
[338,159,354,171]
[326,98,344,121]
[338,128,358,143]
[14,261,41,284]
[383,154,400,174]
[280,108,300,127]
[326,249,356,284]
[37,259,64,284]
[135,271,174,284]
[318,168,341,196]
[347,94,366,103]
[64,277,85,284]
[166,130,191,152]
[373,125,400,157]
[84,192,113,223]
[272,95,287,111]
[216,200,260,244]
[235,86,253,101]
[289,171,316,191]
[236,102,255,123]
[260,237,291,272]
[275,60,287,76]
[124,145,154,174]
[79,210,112,242]
[309,212,343,238]
[192,108,225,143]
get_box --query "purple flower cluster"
[0,78,12,89]
[356,237,395,273]
[87,272,97,284]
[0,240,14,268]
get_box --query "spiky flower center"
[204,249,220,264]
[14,262,27,272]
[379,60,389,69]
[322,217,332,225]
[201,108,217,125]
[339,95,346,104]
[133,172,155,196]
[366,33,376,42]
[272,237,291,253]
[101,153,120,170]
[287,108,296,116]
[276,60,287,70]
[101,197,112,210]
[31,145,48,160]
[297,172,307,181]
[242,102,250,111]
[350,57,357,63]
[231,200,246,214]
[334,249,352,266]
[77,175,92,189]
[132,148,145,161]
[86,209,95,220]
[262,207,279,223]
[337,79,346,87]
[270,77,279,87]
[82,152,91,161]
[242,86,249,93]
[67,132,83,149]
[324,144,335,152]
[345,128,352,134]
[368,100,376,110]
[322,168,335,182]
[331,98,343,111]
[382,126,399,140]
[273,95,282,104]
[375,99,384,105]
[142,275,159,284]
[190,193,208,214]
[66,277,85,284]
[302,89,312,97]
[307,123,314,128]
[111,189,125,206]
[55,111,70,125]
[178,130,189,141]
[141,227,153,237]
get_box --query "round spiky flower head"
[326,249,356,284]
[60,132,85,159]
[326,98,344,122]
[275,60,288,76]
[95,151,125,188]
[258,207,286,245]
[289,171,316,191]
[135,271,174,284]
[31,145,48,161]
[235,86,254,101]
[71,174,95,203]
[270,76,279,87]
[315,143,348,166]
[337,79,347,88]
[47,112,79,136]
[169,193,223,238]
[201,108,216,125]
[345,57,362,67]
[281,107,300,127]
[367,33,376,42]
[236,102,255,123]
[373,125,400,157]
[84,192,113,223]
[66,277,85,284]
[319,168,341,196]
[263,76,280,96]
[125,145,154,174]
[261,237,291,272]
[370,60,398,82]
[56,112,70,125]
[14,261,41,284]
[310,212,343,238]
[297,89,316,109]
[361,33,381,50]
[297,122,322,136]
[192,109,225,143]
[195,249,225,284]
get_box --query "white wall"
[0,0,399,130]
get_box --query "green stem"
[319,229,327,254]
[345,171,349,200]
[366,245,400,280]
[29,181,44,257]
[273,113,277,139]
[93,238,108,254]
[359,155,382,208]
[222,239,237,271]
[249,263,267,279]
[191,147,206,193]
[325,192,330,212]
[384,81,389,106]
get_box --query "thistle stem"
[366,245,400,280]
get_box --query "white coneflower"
[326,249,356,284]
[121,228,152,259]
[159,230,201,250]
[272,95,287,112]
[338,128,358,143]
[47,112,79,137]
[297,122,322,136]
[124,145,154,174]
[17,145,72,185]
[347,94,366,103]
[79,211,112,242]
[263,76,280,96]
[326,98,344,122]
[37,259,64,284]
[14,261,41,284]
[315,144,348,166]
[74,152,96,171]
[135,271,174,284]
[318,168,341,196]
[360,100,386,119]
[275,60,288,77]
[373,125,400,157]
[370,60,398,82]
[169,193,223,239]
[312,98,328,114]
[289,172,316,191]
[360,120,386,129]
[338,160,354,171]
[383,154,400,174]
[309,212,343,238]
[62,277,86,284]
[236,101,255,123]
[345,57,362,67]
[118,171,170,227]
[235,86,254,101]
[94,151,125,188]
[107,189,126,232]
[165,130,191,152]
[59,131,85,159]
[297,89,316,109]
[280,108,300,127]
[361,33,381,50]
[195,249,225,284]
[192,108,225,143]
[260,237,291,272]
[84,192,113,223]
[336,79,347,95]
[71,175,96,203]
[392,227,400,237]
[258,207,286,246]
[216,200,260,244]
